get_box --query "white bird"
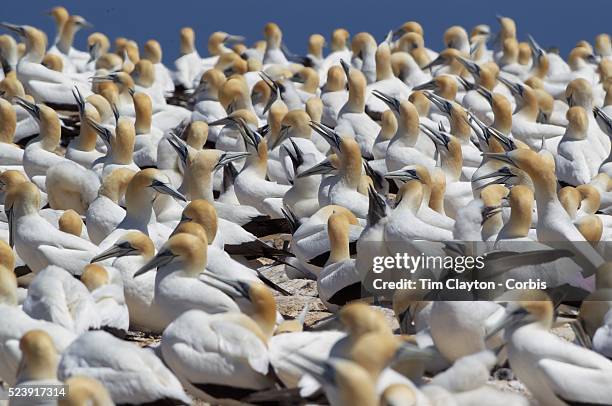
[490,290,612,406]
[317,211,361,310]
[1,23,92,106]
[5,182,98,275]
[90,231,162,333]
[10,330,64,406]
[161,280,277,403]
[310,123,369,219]
[0,264,75,386]
[97,168,185,251]
[80,264,129,335]
[335,60,380,158]
[0,98,24,172]
[85,168,135,245]
[22,265,100,334]
[58,330,191,405]
[131,92,164,168]
[233,119,290,218]
[556,106,600,185]
[132,232,240,329]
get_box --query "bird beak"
[200,271,250,299]
[6,206,14,248]
[72,86,86,115]
[420,123,450,150]
[476,86,493,105]
[0,23,25,36]
[384,168,420,181]
[457,56,480,77]
[90,74,115,84]
[167,133,189,167]
[90,243,135,263]
[486,307,529,340]
[133,248,176,277]
[214,151,250,171]
[339,59,351,78]
[423,92,452,115]
[527,34,544,61]
[224,34,245,44]
[150,180,187,202]
[297,159,335,178]
[412,80,436,91]
[309,121,342,151]
[81,20,94,29]
[497,76,523,97]
[481,152,517,167]
[87,118,112,145]
[207,116,235,127]
[394,342,438,362]
[235,119,261,149]
[269,124,290,150]
[13,96,40,121]
[594,107,612,134]
[481,205,502,224]
[423,54,445,70]
[472,167,515,183]
[371,90,400,112]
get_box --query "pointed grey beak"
[90,241,136,263]
[200,271,250,299]
[486,307,529,340]
[224,34,245,44]
[297,159,336,178]
[13,96,40,120]
[167,132,189,166]
[207,116,236,127]
[481,152,517,167]
[72,86,86,116]
[309,121,342,151]
[87,117,113,145]
[473,167,515,183]
[527,34,545,61]
[482,205,502,224]
[423,54,445,70]
[384,168,420,181]
[420,123,450,150]
[133,248,176,277]
[457,56,481,77]
[6,206,14,248]
[371,90,400,112]
[214,151,250,171]
[269,124,290,150]
[476,86,493,105]
[339,59,351,78]
[423,92,452,115]
[150,180,187,202]
[0,23,25,36]
[497,76,523,97]
[412,80,436,91]
[594,107,612,135]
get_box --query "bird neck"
[74,120,98,151]
[346,83,365,113]
[0,111,16,144]
[328,223,351,264]
[58,21,76,54]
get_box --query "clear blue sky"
[3,0,610,64]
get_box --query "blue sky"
[3,0,610,64]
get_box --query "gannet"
[58,330,190,405]
[23,265,100,333]
[80,264,129,335]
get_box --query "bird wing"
[538,358,612,405]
